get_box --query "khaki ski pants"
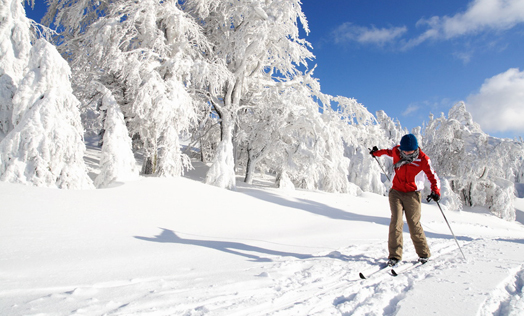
[388,189,430,260]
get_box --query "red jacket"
[374,145,440,195]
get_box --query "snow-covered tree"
[188,111,221,163]
[232,72,350,193]
[157,124,193,177]
[423,102,524,220]
[0,38,93,189]
[0,0,33,139]
[234,74,316,186]
[315,102,355,194]
[235,85,284,185]
[45,0,220,177]
[336,98,389,195]
[185,0,314,190]
[376,110,408,145]
[94,87,138,188]
[517,161,524,184]
[264,78,332,191]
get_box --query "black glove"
[426,191,440,202]
[369,146,379,157]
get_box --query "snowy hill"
[1,147,524,316]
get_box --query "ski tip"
[391,269,398,277]
[359,272,366,279]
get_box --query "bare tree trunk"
[205,71,244,189]
[244,145,266,184]
[244,148,255,184]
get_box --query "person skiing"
[370,134,440,267]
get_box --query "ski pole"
[432,199,467,260]
[368,148,391,182]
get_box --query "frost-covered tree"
[94,87,138,188]
[335,98,391,195]
[235,85,284,185]
[185,0,314,189]
[233,73,350,193]
[45,0,221,176]
[271,98,328,192]
[0,38,93,189]
[315,98,355,194]
[260,77,332,191]
[233,72,396,195]
[0,0,33,138]
[235,74,315,186]
[423,102,524,220]
[187,111,221,164]
[376,110,408,145]
[157,124,193,177]
[517,161,524,185]
[235,74,382,195]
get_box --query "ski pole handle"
[368,148,391,182]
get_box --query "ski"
[359,262,392,279]
[390,260,427,276]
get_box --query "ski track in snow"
[478,264,524,316]
[4,239,524,315]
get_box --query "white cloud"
[467,68,524,133]
[333,23,407,46]
[402,104,420,116]
[335,1,524,50]
[453,51,473,64]
[410,0,524,46]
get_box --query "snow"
[1,147,524,316]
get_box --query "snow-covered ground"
[1,147,524,316]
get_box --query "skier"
[370,134,440,267]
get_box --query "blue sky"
[24,0,524,139]
[300,0,524,139]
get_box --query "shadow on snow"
[238,187,473,242]
[238,187,391,226]
[134,228,378,264]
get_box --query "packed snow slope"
[1,151,524,315]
